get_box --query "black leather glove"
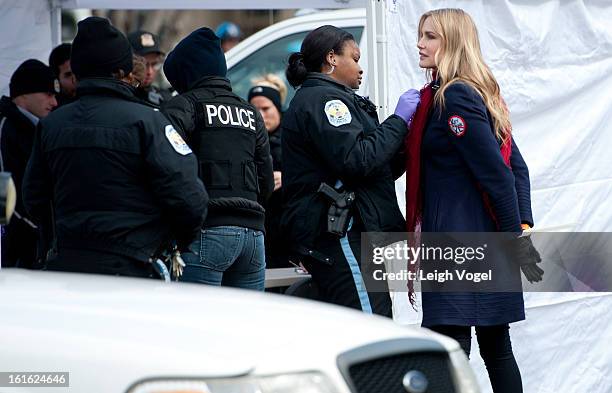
[511,236,544,283]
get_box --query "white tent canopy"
[0,0,369,95]
[58,0,365,9]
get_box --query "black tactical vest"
[190,88,260,203]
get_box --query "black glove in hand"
[521,263,544,283]
[511,236,544,283]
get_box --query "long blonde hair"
[419,8,511,144]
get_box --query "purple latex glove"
[394,89,420,124]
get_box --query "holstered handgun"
[317,183,355,238]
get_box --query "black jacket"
[0,96,39,267]
[281,74,408,257]
[22,78,208,262]
[264,127,287,265]
[269,127,282,172]
[135,85,173,108]
[163,76,274,231]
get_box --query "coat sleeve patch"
[448,115,467,137]
[165,125,192,155]
[324,99,352,127]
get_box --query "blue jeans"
[180,226,266,290]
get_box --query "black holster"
[317,182,355,238]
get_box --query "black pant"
[46,248,157,279]
[429,324,523,393]
[1,218,40,268]
[302,229,392,317]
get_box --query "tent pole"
[50,0,62,47]
[366,0,389,119]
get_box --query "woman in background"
[248,75,289,268]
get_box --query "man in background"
[0,59,58,268]
[216,22,242,52]
[127,30,173,107]
[49,43,77,107]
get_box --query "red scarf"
[404,80,512,306]
[405,82,435,234]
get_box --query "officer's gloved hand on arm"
[394,89,421,126]
[510,235,544,283]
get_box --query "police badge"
[324,99,352,127]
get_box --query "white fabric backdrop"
[388,0,612,232]
[386,1,612,392]
[0,0,53,97]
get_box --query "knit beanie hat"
[248,85,282,113]
[163,27,227,94]
[71,16,133,79]
[9,59,59,98]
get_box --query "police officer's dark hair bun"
[286,25,355,88]
[286,52,307,88]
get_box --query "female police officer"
[281,25,419,316]
[405,9,542,392]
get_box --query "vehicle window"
[227,26,363,109]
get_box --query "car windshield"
[227,26,363,109]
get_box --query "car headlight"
[127,372,339,393]
[449,349,481,393]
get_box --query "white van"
[225,9,368,107]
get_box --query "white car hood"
[0,270,458,392]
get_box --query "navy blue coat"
[420,82,533,327]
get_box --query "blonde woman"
[405,9,541,393]
[248,74,288,268]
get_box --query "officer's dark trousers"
[302,227,392,317]
[46,248,157,279]
[430,324,523,393]
[1,219,39,268]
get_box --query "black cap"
[9,59,59,98]
[71,16,133,79]
[127,30,164,56]
[164,27,227,94]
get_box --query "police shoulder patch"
[165,125,192,155]
[324,99,352,127]
[448,115,467,137]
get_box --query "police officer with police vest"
[162,27,273,290]
[22,17,207,278]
